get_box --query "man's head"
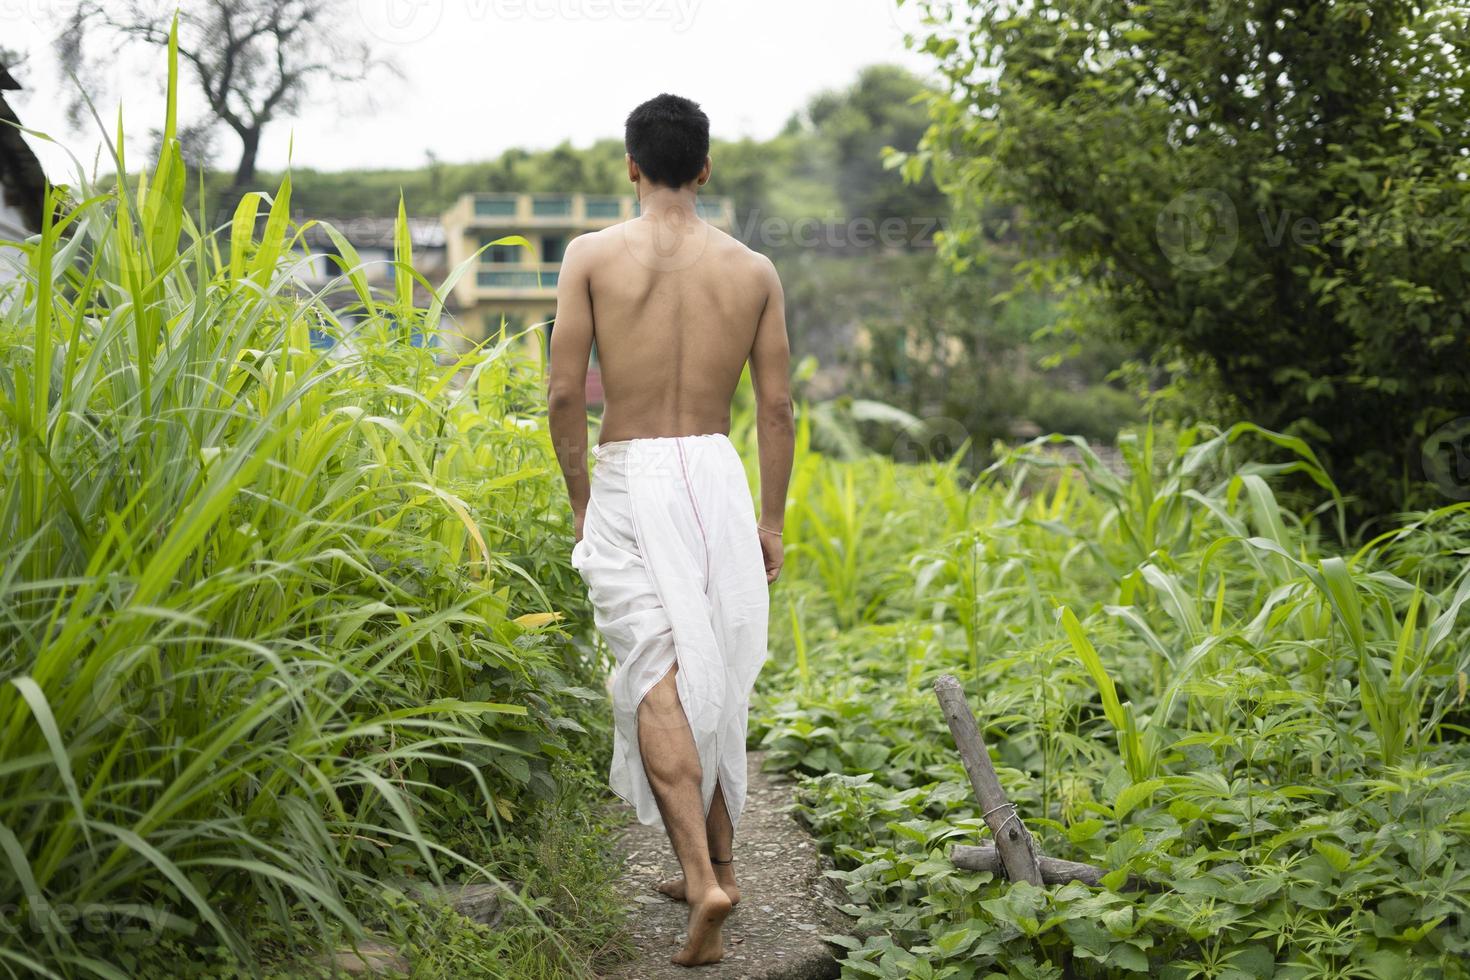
[625,94,711,189]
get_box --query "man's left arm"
[548,236,595,541]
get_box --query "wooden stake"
[950,844,1106,886]
[933,674,1044,887]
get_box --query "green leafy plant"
[752,420,1470,977]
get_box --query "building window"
[531,195,572,217]
[542,234,567,263]
[474,196,517,217]
[585,197,621,219]
[478,269,556,289]
[478,270,535,288]
[485,312,523,335]
[481,240,522,263]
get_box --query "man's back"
[546,91,795,968]
[562,207,774,443]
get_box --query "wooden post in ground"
[933,674,1044,887]
[950,844,1107,886]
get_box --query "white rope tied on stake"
[980,800,1022,841]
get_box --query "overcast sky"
[4,0,935,180]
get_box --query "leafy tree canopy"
[912,0,1470,518]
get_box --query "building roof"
[0,61,47,234]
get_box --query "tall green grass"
[0,28,600,978]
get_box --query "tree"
[790,65,950,234]
[58,1,390,191]
[914,0,1470,517]
[837,248,1138,455]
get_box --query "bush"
[1026,385,1140,446]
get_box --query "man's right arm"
[749,256,794,584]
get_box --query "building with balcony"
[289,214,454,352]
[441,191,735,348]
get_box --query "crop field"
[749,424,1470,978]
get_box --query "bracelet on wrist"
[756,522,783,536]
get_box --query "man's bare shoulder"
[562,225,621,264]
[702,222,759,261]
[703,223,777,285]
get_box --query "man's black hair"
[624,94,710,188]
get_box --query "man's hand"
[758,527,783,584]
[574,508,586,544]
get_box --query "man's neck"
[636,182,700,219]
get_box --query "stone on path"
[316,938,411,976]
[313,881,512,976]
[599,751,843,980]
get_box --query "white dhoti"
[570,432,770,831]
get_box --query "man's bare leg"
[638,663,731,966]
[656,782,741,904]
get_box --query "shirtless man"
[547,93,795,967]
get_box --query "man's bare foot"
[671,883,731,966]
[656,868,741,906]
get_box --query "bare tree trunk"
[233,127,261,189]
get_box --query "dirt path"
[598,751,844,979]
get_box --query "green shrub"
[1026,385,1140,447]
[753,423,1470,977]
